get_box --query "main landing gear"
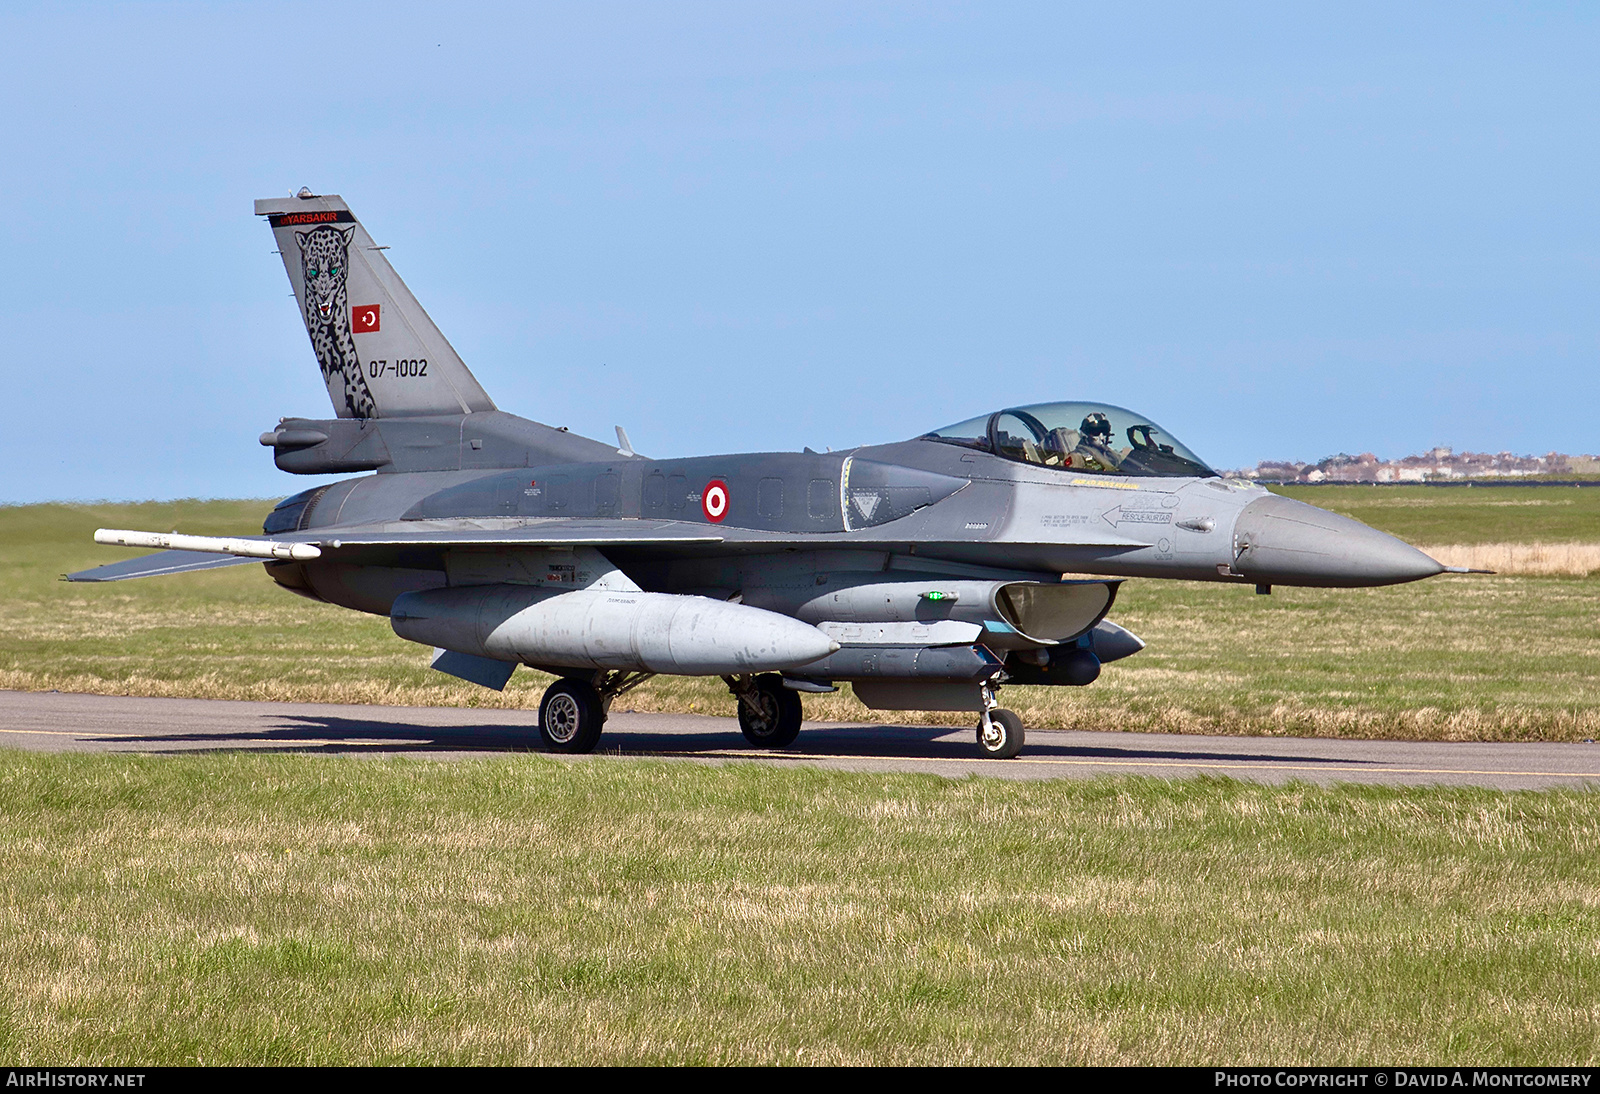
[976,680,1025,759]
[539,671,1026,758]
[537,670,653,754]
[725,673,803,748]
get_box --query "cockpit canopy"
[919,401,1216,478]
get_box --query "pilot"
[1075,412,1123,470]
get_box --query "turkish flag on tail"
[352,304,380,333]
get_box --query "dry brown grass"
[1419,542,1600,576]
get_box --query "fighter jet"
[69,191,1460,758]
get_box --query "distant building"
[1225,447,1592,483]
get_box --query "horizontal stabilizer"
[65,550,261,583]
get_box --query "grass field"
[1,489,1595,739]
[4,751,1600,1065]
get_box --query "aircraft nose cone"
[1232,494,1444,587]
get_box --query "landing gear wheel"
[539,678,606,754]
[737,674,803,748]
[977,708,1025,759]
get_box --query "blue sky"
[1,2,1596,501]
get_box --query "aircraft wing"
[275,515,1140,546]
[70,516,1142,579]
[276,520,732,566]
[67,520,729,580]
[291,517,726,545]
[273,519,1141,564]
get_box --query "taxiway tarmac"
[2,690,1598,790]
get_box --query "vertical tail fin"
[255,191,496,419]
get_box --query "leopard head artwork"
[296,225,353,323]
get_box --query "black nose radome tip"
[1232,495,1444,588]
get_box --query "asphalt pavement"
[3,689,1598,790]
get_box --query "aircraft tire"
[737,674,803,748]
[539,678,606,754]
[977,708,1025,759]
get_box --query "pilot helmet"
[1081,412,1112,439]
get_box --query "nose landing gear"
[976,680,1025,759]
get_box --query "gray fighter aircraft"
[69,192,1460,758]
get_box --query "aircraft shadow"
[102,714,554,755]
[98,713,1375,767]
[748,724,1375,766]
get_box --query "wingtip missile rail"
[94,528,323,562]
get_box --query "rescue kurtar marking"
[70,191,1464,762]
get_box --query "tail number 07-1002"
[367,359,429,378]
